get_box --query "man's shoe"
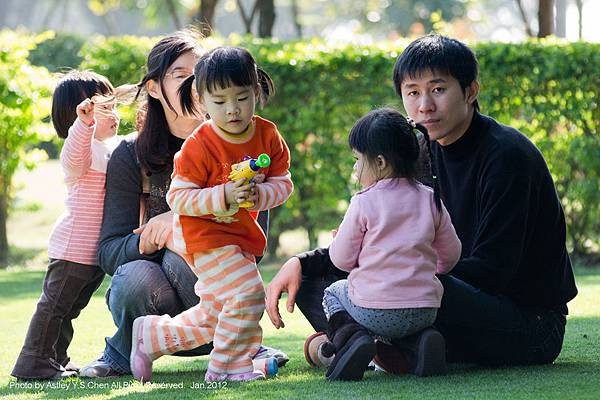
[253,345,289,367]
[304,331,333,368]
[373,327,447,377]
[79,356,124,378]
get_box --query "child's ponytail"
[178,75,197,116]
[412,121,442,212]
[256,67,275,107]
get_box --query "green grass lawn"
[0,265,599,400]
[1,160,599,399]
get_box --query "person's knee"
[109,260,180,316]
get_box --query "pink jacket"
[48,118,123,265]
[329,178,461,309]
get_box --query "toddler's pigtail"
[178,75,197,116]
[412,120,442,211]
[256,67,275,107]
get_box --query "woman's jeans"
[102,250,212,374]
[297,272,567,366]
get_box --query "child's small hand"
[224,179,254,206]
[252,174,266,184]
[76,98,95,126]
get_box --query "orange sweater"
[168,116,292,256]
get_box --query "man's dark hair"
[393,34,479,109]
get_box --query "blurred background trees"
[0,0,598,41]
[0,1,598,266]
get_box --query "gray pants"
[323,279,437,340]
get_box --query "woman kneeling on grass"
[80,30,288,378]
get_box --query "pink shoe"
[130,316,153,382]
[226,370,265,382]
[204,370,228,382]
[204,369,265,382]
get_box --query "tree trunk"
[538,0,554,38]
[166,0,182,30]
[0,0,10,26]
[515,0,534,37]
[41,0,60,29]
[307,226,319,252]
[0,191,8,268]
[575,0,583,40]
[291,0,302,38]
[265,230,280,261]
[554,0,566,38]
[258,0,275,38]
[196,0,219,36]
[236,0,259,35]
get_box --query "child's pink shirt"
[329,178,462,309]
[47,118,123,265]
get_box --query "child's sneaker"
[226,370,265,382]
[253,345,289,367]
[204,370,228,382]
[304,331,334,368]
[252,357,278,377]
[130,316,154,382]
[204,369,265,382]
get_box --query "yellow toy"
[228,153,271,208]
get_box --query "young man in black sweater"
[265,35,577,371]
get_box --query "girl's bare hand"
[76,98,95,126]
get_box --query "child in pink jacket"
[319,108,461,381]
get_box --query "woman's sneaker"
[79,355,124,378]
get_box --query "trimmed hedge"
[10,32,600,256]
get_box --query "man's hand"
[265,256,302,329]
[133,211,174,254]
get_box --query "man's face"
[400,70,478,146]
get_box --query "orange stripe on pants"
[140,245,265,374]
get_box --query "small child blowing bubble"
[12,70,125,380]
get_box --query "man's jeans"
[102,251,212,374]
[296,272,566,366]
[434,274,566,365]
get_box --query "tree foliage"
[0,30,55,266]
[5,31,600,260]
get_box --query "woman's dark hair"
[51,70,114,139]
[179,46,274,116]
[393,34,479,110]
[349,107,441,210]
[134,29,203,174]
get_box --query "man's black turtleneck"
[431,111,577,314]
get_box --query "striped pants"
[138,245,265,374]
